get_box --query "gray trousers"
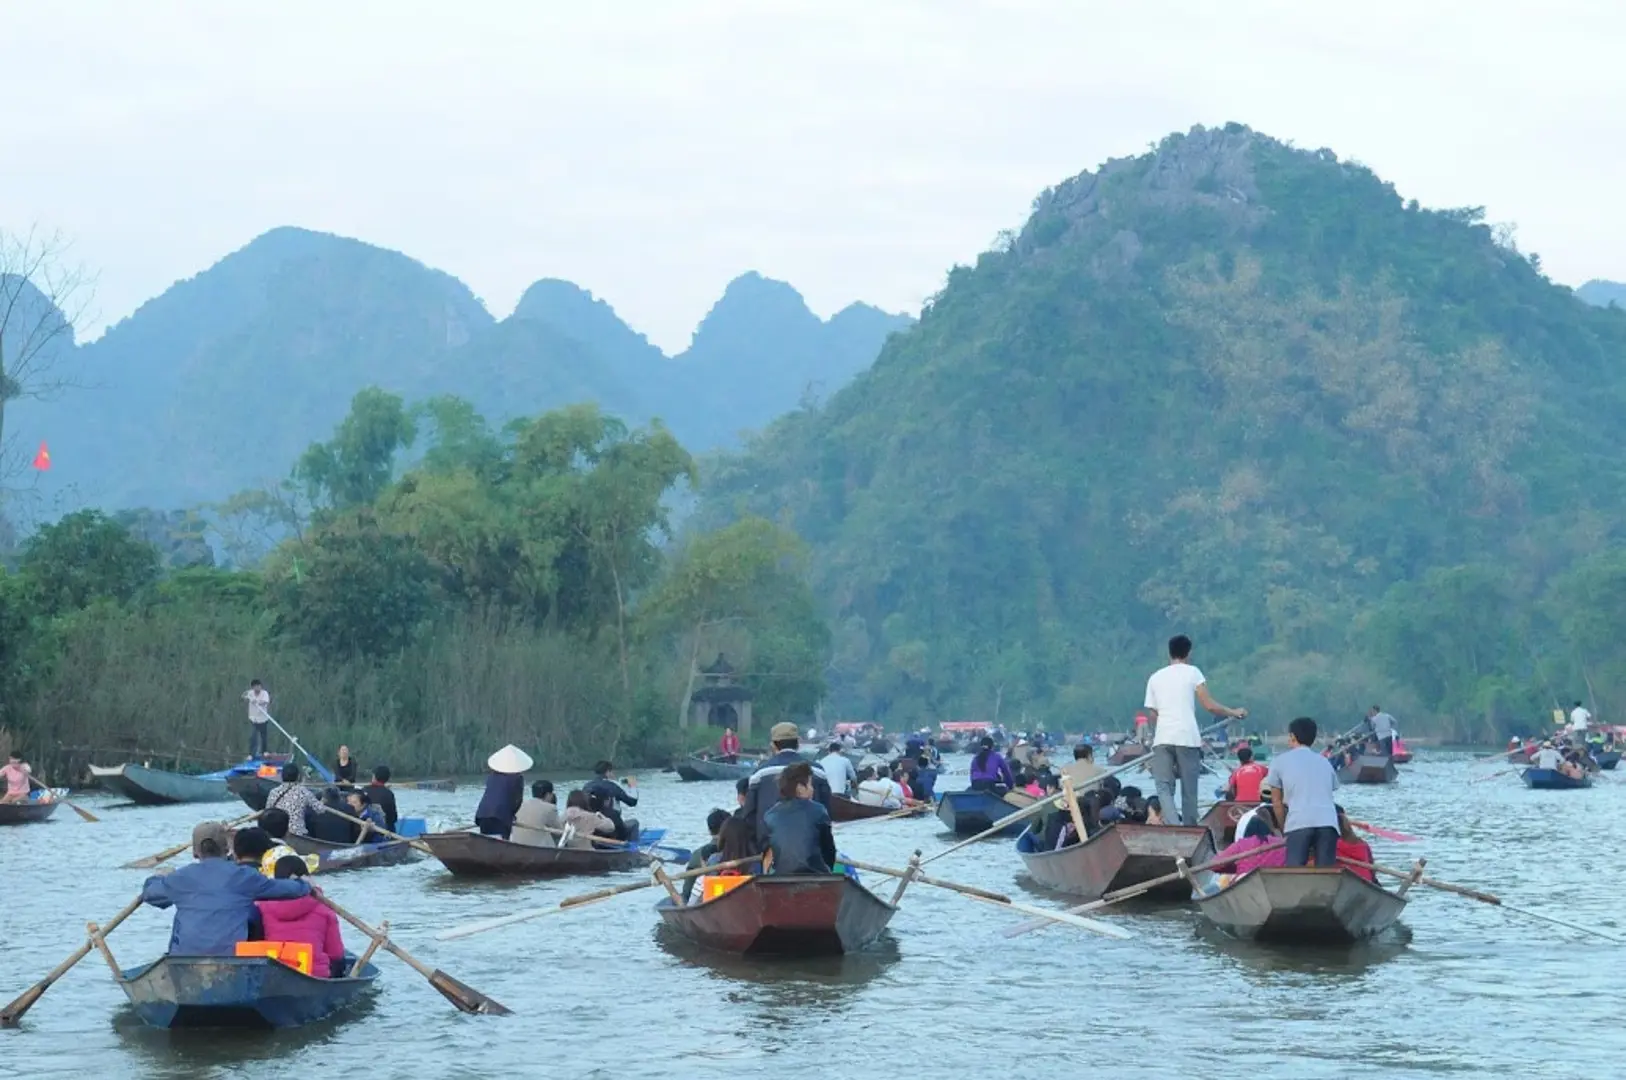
[1151,744,1203,827]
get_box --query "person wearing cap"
[475,744,533,839]
[140,821,312,955]
[741,722,832,851]
[1533,741,1563,770]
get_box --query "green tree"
[295,387,417,510]
[19,510,160,618]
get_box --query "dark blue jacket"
[141,857,310,955]
[741,749,831,850]
[764,796,836,875]
[475,772,524,828]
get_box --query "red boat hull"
[658,874,896,956]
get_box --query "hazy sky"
[2,1,1619,353]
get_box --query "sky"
[1,1,1621,354]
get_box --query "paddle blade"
[429,969,511,1015]
[66,801,99,824]
[0,983,46,1027]
[1003,901,1134,940]
[1353,821,1422,843]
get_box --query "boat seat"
[235,940,314,975]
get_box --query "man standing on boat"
[242,679,271,760]
[1366,706,1398,757]
[1143,635,1247,827]
[1568,700,1592,750]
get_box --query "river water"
[2,751,1621,1080]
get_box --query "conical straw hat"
[487,744,534,774]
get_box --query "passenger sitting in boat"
[308,788,354,844]
[969,737,1015,793]
[141,822,311,956]
[1059,743,1101,792]
[561,790,617,849]
[345,789,386,841]
[1532,741,1562,770]
[1266,717,1341,869]
[475,744,532,840]
[333,745,358,785]
[1118,785,1149,824]
[894,766,915,802]
[682,808,736,901]
[1560,752,1586,780]
[688,817,760,904]
[1334,806,1375,882]
[265,764,324,838]
[855,766,905,808]
[912,755,938,802]
[1019,770,1044,798]
[818,742,857,796]
[742,723,834,852]
[1055,789,1109,849]
[1226,746,1269,803]
[1145,796,1165,825]
[734,776,750,812]
[0,750,32,804]
[256,809,319,877]
[257,856,346,977]
[512,780,562,848]
[764,762,836,876]
[583,761,639,842]
[1203,806,1287,891]
[367,766,399,832]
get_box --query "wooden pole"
[29,776,97,823]
[353,919,388,972]
[320,895,511,1015]
[888,852,922,905]
[841,858,1133,939]
[1,896,144,1026]
[651,865,683,905]
[1395,858,1427,898]
[85,920,121,977]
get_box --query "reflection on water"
[3,752,1622,1079]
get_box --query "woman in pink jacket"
[255,856,346,977]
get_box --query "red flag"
[32,442,50,471]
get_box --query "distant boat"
[673,754,761,782]
[117,954,378,1029]
[1596,751,1621,771]
[1336,755,1399,786]
[0,791,62,826]
[88,763,244,805]
[1198,800,1263,849]
[1522,767,1592,790]
[935,790,1026,837]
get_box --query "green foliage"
[296,387,417,509]
[20,510,160,618]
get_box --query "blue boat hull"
[935,791,1026,837]
[118,956,378,1029]
[1521,768,1592,790]
[89,764,235,805]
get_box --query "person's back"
[855,775,894,807]
[142,827,309,956]
[742,724,833,849]
[913,757,938,801]
[1534,745,1562,770]
[764,763,835,875]
[818,749,855,795]
[1229,754,1268,803]
[367,770,398,831]
[1264,719,1340,868]
[1059,751,1101,791]
[256,893,344,976]
[512,796,561,848]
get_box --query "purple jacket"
[969,750,1014,786]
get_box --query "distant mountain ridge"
[9,228,911,511]
[1578,279,1626,308]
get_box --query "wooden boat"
[231,774,454,809]
[1521,767,1592,790]
[285,833,422,872]
[421,830,650,877]
[1336,755,1399,785]
[0,796,61,825]
[117,954,378,1029]
[89,763,238,805]
[1017,823,1215,901]
[935,790,1026,837]
[1193,866,1407,945]
[1390,737,1413,764]
[1597,751,1621,771]
[674,754,760,782]
[657,874,896,956]
[1108,742,1147,766]
[1198,800,1262,849]
[830,794,924,822]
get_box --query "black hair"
[532,779,554,799]
[706,808,731,835]
[778,761,814,799]
[1289,717,1318,747]
[735,776,749,796]
[828,742,843,753]
[1100,776,1122,801]
[6,750,20,760]
[915,755,931,768]
[281,763,300,783]
[232,826,274,861]
[973,737,994,772]
[348,789,372,805]
[1244,814,1274,841]
[1168,634,1193,661]
[250,679,263,687]
[717,816,755,863]
[197,837,223,858]
[273,854,310,880]
[1146,796,1161,811]
[1074,744,1093,761]
[593,760,613,777]
[373,764,391,783]
[260,807,290,839]
[1236,746,1253,764]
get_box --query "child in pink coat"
[255,856,345,977]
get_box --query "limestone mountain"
[1578,279,1626,308]
[11,230,909,511]
[698,123,1626,737]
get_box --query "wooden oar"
[29,776,98,823]
[841,856,1133,940]
[1475,744,1532,765]
[1340,855,1626,944]
[1349,819,1421,842]
[320,806,434,855]
[833,802,929,829]
[1470,767,1517,785]
[319,895,510,1014]
[923,717,1234,866]
[1004,839,1291,937]
[0,895,143,1026]
[437,856,759,941]
[122,810,263,869]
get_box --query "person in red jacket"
[255,856,346,977]
[719,726,741,763]
[1226,746,1269,803]
[1334,806,1375,882]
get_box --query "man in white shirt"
[1143,635,1247,827]
[1533,741,1563,770]
[242,679,271,759]
[855,768,903,809]
[1568,701,1592,749]
[818,742,857,796]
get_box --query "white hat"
[487,744,534,774]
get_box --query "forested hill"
[698,123,1626,739]
[13,228,910,511]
